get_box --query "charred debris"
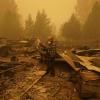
[0,38,100,100]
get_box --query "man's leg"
[50,65,55,76]
[50,59,55,76]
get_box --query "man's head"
[47,36,54,44]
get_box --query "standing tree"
[0,0,23,40]
[83,2,100,42]
[24,14,34,39]
[0,0,12,37]
[76,0,100,24]
[61,14,81,45]
[33,10,53,40]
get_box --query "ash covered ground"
[0,40,100,100]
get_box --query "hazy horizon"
[16,0,77,28]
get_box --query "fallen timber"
[58,50,100,72]
[57,51,100,81]
[58,52,80,72]
[76,56,100,73]
[0,63,21,74]
[19,70,46,99]
[57,51,100,99]
[1,63,47,100]
[74,49,100,73]
[0,61,31,75]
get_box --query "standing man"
[46,36,57,76]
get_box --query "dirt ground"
[0,56,100,100]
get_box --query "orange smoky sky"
[16,0,77,27]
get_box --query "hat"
[48,36,54,42]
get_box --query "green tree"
[24,14,34,39]
[0,0,23,40]
[33,10,53,40]
[61,14,81,44]
[83,2,100,42]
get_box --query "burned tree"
[83,2,100,43]
[61,14,82,46]
[0,0,23,40]
[33,10,53,41]
[24,14,34,39]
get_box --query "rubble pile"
[90,58,100,67]
[0,39,100,100]
[22,69,80,100]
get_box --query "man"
[46,36,57,76]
